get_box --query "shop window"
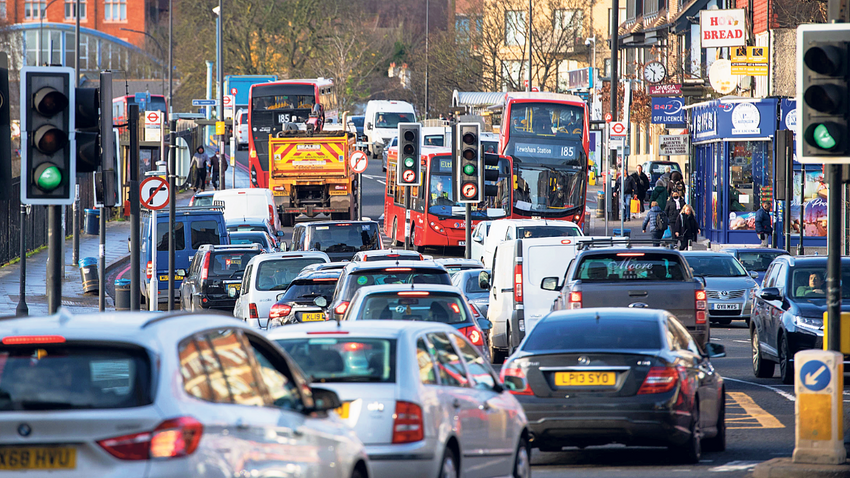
[711,144,722,230]
[727,141,772,231]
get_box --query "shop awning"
[670,0,711,34]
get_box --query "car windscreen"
[424,134,445,146]
[647,162,682,175]
[576,253,688,281]
[357,292,470,324]
[523,318,662,351]
[230,233,269,247]
[0,343,152,410]
[209,251,261,278]
[685,255,747,277]
[280,280,338,303]
[255,258,328,291]
[350,117,364,127]
[736,251,787,272]
[343,269,451,299]
[227,225,269,233]
[309,224,380,253]
[192,196,214,207]
[790,268,850,299]
[374,112,415,129]
[464,273,489,293]
[276,338,395,383]
[516,225,582,238]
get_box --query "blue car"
[721,247,789,285]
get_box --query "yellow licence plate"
[335,401,351,419]
[0,447,76,470]
[227,283,241,292]
[302,312,325,322]
[158,275,184,281]
[554,372,616,387]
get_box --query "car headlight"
[795,315,824,332]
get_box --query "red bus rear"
[112,95,168,133]
[247,78,335,188]
[384,149,513,251]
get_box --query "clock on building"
[643,61,667,84]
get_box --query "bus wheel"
[391,218,399,247]
[281,213,294,227]
[411,229,424,253]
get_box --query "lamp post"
[424,0,429,119]
[526,0,532,92]
[37,0,62,65]
[120,28,166,93]
[213,3,224,189]
[585,36,597,118]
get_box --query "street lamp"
[37,0,63,65]
[120,27,167,92]
[585,36,598,119]
[213,2,225,189]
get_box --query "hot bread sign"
[700,9,746,48]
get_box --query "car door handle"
[452,399,461,409]
[628,291,648,297]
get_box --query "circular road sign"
[231,87,237,95]
[402,170,416,183]
[605,112,613,123]
[461,183,477,199]
[350,151,369,174]
[140,176,170,210]
[611,122,626,135]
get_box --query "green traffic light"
[404,157,415,168]
[35,164,62,191]
[813,124,837,150]
[463,164,476,175]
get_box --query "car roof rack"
[575,237,677,251]
[208,243,264,251]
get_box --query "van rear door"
[523,238,580,331]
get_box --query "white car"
[236,109,249,149]
[479,219,583,268]
[235,251,330,324]
[212,188,283,235]
[0,311,371,478]
[268,321,531,478]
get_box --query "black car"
[751,256,850,383]
[268,270,341,327]
[289,220,382,262]
[180,244,263,311]
[329,260,453,320]
[503,308,726,463]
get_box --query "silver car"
[683,251,759,325]
[268,321,530,478]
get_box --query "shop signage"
[690,99,778,142]
[648,84,682,95]
[708,59,738,94]
[731,103,761,135]
[651,97,687,126]
[780,99,798,133]
[693,108,717,140]
[731,46,769,76]
[700,9,747,48]
[659,135,689,156]
[562,67,593,90]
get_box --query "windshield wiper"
[313,376,382,383]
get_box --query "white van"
[363,100,417,158]
[212,188,283,234]
[476,219,584,268]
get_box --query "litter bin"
[596,191,605,218]
[114,279,131,311]
[79,257,98,295]
[84,209,99,235]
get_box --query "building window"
[65,0,86,19]
[0,1,6,19]
[25,1,46,19]
[555,9,583,39]
[728,141,772,231]
[104,0,126,21]
[505,10,526,46]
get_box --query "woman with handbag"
[672,204,700,250]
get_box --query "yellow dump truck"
[268,130,357,226]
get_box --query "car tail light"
[97,417,203,461]
[459,325,484,346]
[2,335,65,345]
[146,261,153,279]
[637,366,680,395]
[568,291,582,309]
[499,366,533,395]
[514,264,523,303]
[385,267,413,272]
[398,291,429,297]
[391,401,424,444]
[269,303,292,320]
[249,303,259,319]
[695,290,707,324]
[307,331,350,335]
[200,253,211,281]
[268,205,275,224]
[334,301,350,315]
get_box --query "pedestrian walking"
[209,149,228,190]
[668,170,686,197]
[622,172,636,219]
[665,191,685,228]
[632,165,650,213]
[642,201,666,246]
[649,178,669,212]
[755,201,773,246]
[672,204,700,250]
[191,146,210,192]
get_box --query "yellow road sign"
[215,121,225,135]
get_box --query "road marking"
[727,392,785,429]
[709,460,760,472]
[733,340,750,343]
[724,376,797,402]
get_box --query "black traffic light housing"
[74,86,101,173]
[397,123,421,186]
[797,24,850,163]
[20,66,75,205]
[456,123,482,203]
[483,153,500,197]
[0,53,12,200]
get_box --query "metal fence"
[0,175,96,265]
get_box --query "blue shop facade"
[690,98,826,247]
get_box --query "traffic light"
[456,123,482,203]
[797,24,850,163]
[0,53,12,200]
[20,66,75,205]
[483,152,500,197]
[397,123,421,186]
[74,86,100,173]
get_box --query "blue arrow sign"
[192,99,217,106]
[800,359,831,392]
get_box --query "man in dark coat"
[665,191,685,227]
[632,165,650,213]
[755,201,773,246]
[622,172,637,219]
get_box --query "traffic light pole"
[98,195,106,312]
[46,205,62,314]
[16,205,27,316]
[404,190,411,250]
[798,171,805,255]
[129,104,141,311]
[826,169,843,352]
[464,204,471,259]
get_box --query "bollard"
[84,209,100,235]
[114,279,132,311]
[596,191,605,218]
[793,349,845,465]
[78,257,99,295]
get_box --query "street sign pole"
[357,173,362,221]
[168,119,176,311]
[231,106,237,189]
[129,104,141,311]
[149,209,157,311]
[465,204,471,259]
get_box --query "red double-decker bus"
[492,92,589,225]
[247,78,336,188]
[112,95,168,133]
[384,148,513,251]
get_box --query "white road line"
[733,340,750,343]
[709,461,760,472]
[724,377,797,402]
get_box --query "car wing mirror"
[478,271,491,290]
[477,317,492,330]
[366,122,372,129]
[759,287,782,301]
[540,277,559,291]
[749,271,759,279]
[176,269,187,277]
[704,342,727,358]
[309,386,342,413]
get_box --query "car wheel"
[703,388,726,452]
[391,218,399,247]
[779,333,794,384]
[752,326,775,378]
[513,437,531,478]
[490,339,507,364]
[672,402,701,464]
[350,467,365,478]
[438,447,458,478]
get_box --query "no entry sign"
[402,170,416,183]
[461,183,477,199]
[140,176,170,210]
[350,151,368,174]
